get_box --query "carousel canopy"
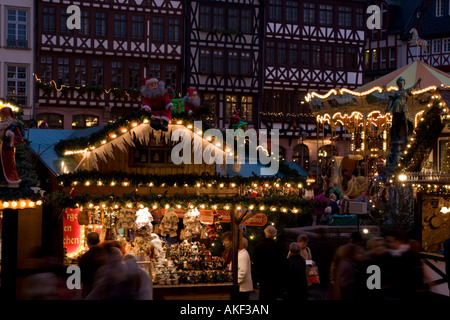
[356,60,450,93]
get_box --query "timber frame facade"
[35,0,184,129]
[183,0,264,129]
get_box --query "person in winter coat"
[231,237,253,301]
[253,226,284,300]
[283,242,308,300]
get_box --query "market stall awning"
[355,60,450,93]
[27,128,87,175]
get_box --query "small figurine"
[0,107,23,188]
[141,77,174,132]
[183,88,202,116]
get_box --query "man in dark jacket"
[78,232,107,298]
[253,226,284,300]
[283,242,308,300]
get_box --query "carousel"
[306,60,450,198]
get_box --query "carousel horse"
[410,28,428,52]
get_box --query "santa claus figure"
[183,88,202,116]
[141,78,174,132]
[0,107,23,188]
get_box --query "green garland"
[45,190,313,214]
[395,99,449,176]
[54,109,215,155]
[57,170,307,189]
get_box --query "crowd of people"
[247,226,431,301]
[20,226,446,301]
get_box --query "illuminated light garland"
[0,199,43,210]
[305,85,437,103]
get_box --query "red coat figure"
[0,107,23,188]
[141,78,173,132]
[183,88,202,116]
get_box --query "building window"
[443,38,450,53]
[303,3,315,24]
[132,15,144,40]
[241,96,253,122]
[79,11,89,36]
[37,113,64,129]
[57,58,70,84]
[288,43,298,66]
[203,93,216,113]
[228,51,239,75]
[269,0,282,21]
[168,18,180,42]
[60,8,73,34]
[301,44,311,67]
[95,12,107,37]
[277,42,287,65]
[293,144,310,171]
[213,50,223,74]
[371,49,378,70]
[92,60,103,86]
[286,1,299,23]
[213,8,224,29]
[148,63,161,79]
[324,45,333,68]
[347,47,358,70]
[355,8,364,28]
[432,39,441,54]
[75,59,87,86]
[165,65,177,89]
[266,41,275,65]
[152,17,164,42]
[72,115,99,129]
[436,0,443,17]
[389,47,396,68]
[7,9,28,48]
[114,14,127,39]
[319,4,333,26]
[365,50,370,69]
[42,7,55,33]
[131,145,175,165]
[226,95,238,120]
[200,6,211,29]
[111,61,123,87]
[338,7,352,27]
[129,62,141,88]
[336,47,345,69]
[241,53,252,76]
[6,66,27,106]
[312,45,321,68]
[241,10,252,33]
[40,57,52,83]
[200,49,211,74]
[380,48,386,69]
[228,9,239,31]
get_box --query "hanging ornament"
[136,207,154,230]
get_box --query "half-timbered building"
[35,0,184,130]
[0,0,35,120]
[365,0,450,83]
[260,0,366,174]
[184,0,264,129]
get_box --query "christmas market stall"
[306,60,450,200]
[0,100,45,300]
[28,109,311,299]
